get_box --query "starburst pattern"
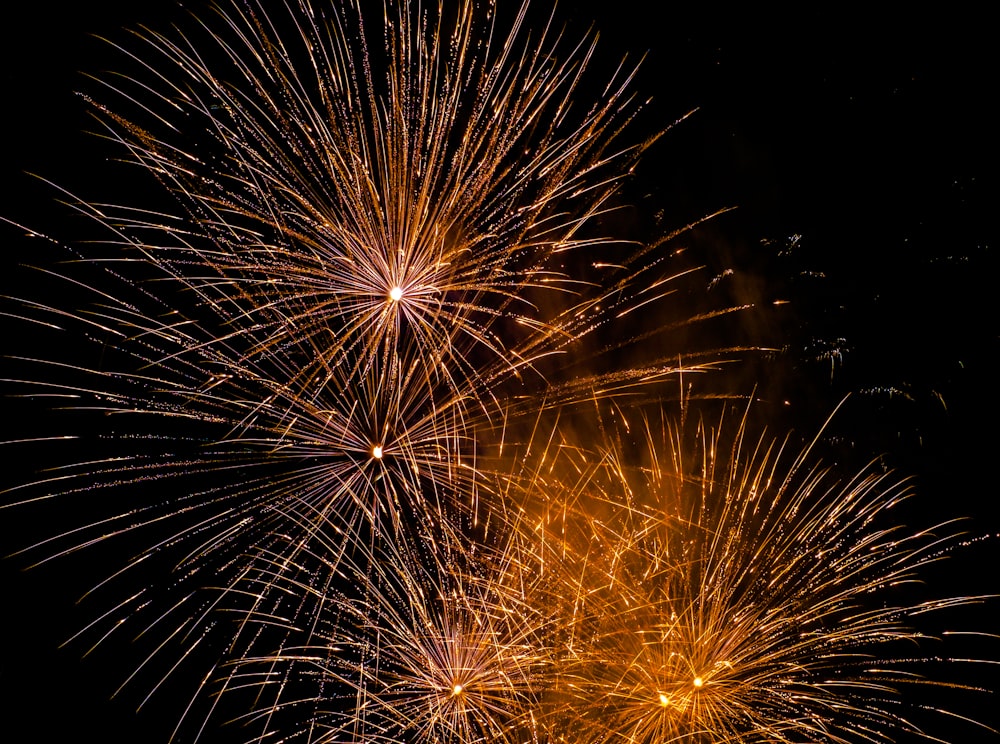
[514,406,995,743]
[82,0,647,400]
[1,0,995,742]
[225,529,550,743]
[2,0,655,609]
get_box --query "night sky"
[2,2,997,742]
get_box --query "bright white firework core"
[372,444,384,459]
[658,693,669,706]
[693,676,704,688]
[452,683,464,696]
[389,286,403,302]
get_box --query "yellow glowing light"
[389,286,404,302]
[693,676,704,688]
[452,683,464,696]
[658,693,669,706]
[372,444,384,459]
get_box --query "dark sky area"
[1,2,996,742]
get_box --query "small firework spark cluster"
[1,1,994,742]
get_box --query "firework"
[200,521,552,744]
[1,0,720,731]
[78,0,652,398]
[6,0,992,742]
[4,0,644,590]
[506,404,996,743]
[171,402,996,743]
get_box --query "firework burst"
[214,525,552,744]
[2,0,657,603]
[509,404,996,743]
[3,0,994,742]
[0,0,705,729]
[79,0,650,400]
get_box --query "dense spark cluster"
[511,409,992,742]
[181,407,994,743]
[224,529,550,743]
[1,0,994,742]
[2,0,661,610]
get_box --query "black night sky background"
[1,2,997,742]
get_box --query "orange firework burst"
[508,405,996,743]
[2,1,994,742]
